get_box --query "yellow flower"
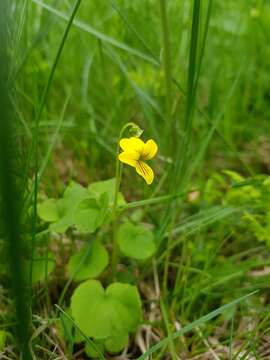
[118,137,158,185]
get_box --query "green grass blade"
[157,0,204,267]
[55,305,105,360]
[160,300,177,360]
[157,206,238,263]
[173,0,202,189]
[172,78,254,176]
[104,45,162,139]
[187,68,242,178]
[58,240,93,307]
[31,0,158,65]
[159,0,173,147]
[109,0,157,60]
[194,0,212,89]
[119,192,185,211]
[38,95,70,182]
[137,291,258,359]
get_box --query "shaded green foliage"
[1,0,270,358]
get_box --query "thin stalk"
[160,0,185,316]
[160,300,177,360]
[118,191,186,211]
[173,0,202,190]
[171,236,188,313]
[111,122,138,281]
[162,214,175,295]
[194,0,212,91]
[159,0,174,151]
[229,315,234,360]
[44,235,51,310]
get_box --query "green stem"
[159,0,175,297]
[111,122,138,281]
[160,299,177,360]
[159,0,174,149]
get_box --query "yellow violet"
[118,137,158,185]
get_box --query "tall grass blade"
[159,0,173,148]
[173,0,202,189]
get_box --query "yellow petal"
[135,161,154,185]
[142,139,158,160]
[118,151,139,167]
[119,137,145,153]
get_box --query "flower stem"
[111,122,138,281]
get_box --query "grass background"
[1,0,270,358]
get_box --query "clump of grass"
[0,1,31,358]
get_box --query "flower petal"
[118,151,139,167]
[142,139,158,160]
[119,137,145,153]
[135,161,154,185]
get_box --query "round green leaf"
[74,195,108,233]
[88,178,116,204]
[88,178,126,207]
[49,199,73,233]
[117,222,156,260]
[0,331,7,352]
[105,333,129,353]
[71,280,142,339]
[68,241,109,281]
[85,340,104,358]
[38,199,59,222]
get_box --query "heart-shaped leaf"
[85,340,104,358]
[117,222,156,260]
[71,280,141,339]
[88,178,126,207]
[38,182,90,233]
[37,199,59,222]
[68,241,108,281]
[105,332,129,353]
[73,193,109,233]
